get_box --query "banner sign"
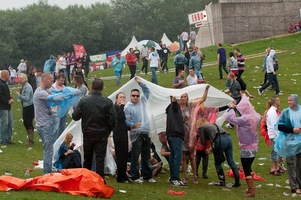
[90,54,107,71]
[73,44,86,59]
[188,10,207,25]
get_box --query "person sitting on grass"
[54,132,82,170]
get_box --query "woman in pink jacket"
[225,94,260,197]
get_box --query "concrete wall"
[211,0,301,44]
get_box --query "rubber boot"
[244,176,255,197]
[215,169,225,186]
[25,129,34,145]
[231,168,241,187]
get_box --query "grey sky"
[0,0,111,10]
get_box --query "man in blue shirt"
[217,43,228,79]
[124,77,156,183]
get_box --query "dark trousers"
[66,65,71,84]
[130,134,152,180]
[83,136,108,178]
[62,149,82,169]
[218,61,228,79]
[113,136,129,182]
[161,57,168,72]
[141,57,148,74]
[238,69,244,76]
[129,65,136,79]
[286,153,301,192]
[22,104,34,130]
[151,143,162,163]
[84,64,89,78]
[195,150,209,177]
[175,64,184,76]
[260,73,279,94]
[241,157,255,177]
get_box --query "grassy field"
[0,33,301,199]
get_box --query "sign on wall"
[188,10,207,25]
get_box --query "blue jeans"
[115,70,122,86]
[167,136,183,181]
[214,134,237,170]
[37,124,56,174]
[150,67,158,84]
[0,110,13,144]
[130,134,152,180]
[136,61,140,71]
[53,114,67,139]
[270,138,279,161]
[195,67,202,79]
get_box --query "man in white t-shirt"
[56,52,67,78]
[181,30,189,51]
[187,68,198,86]
[266,97,281,175]
[147,47,160,85]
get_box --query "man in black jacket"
[165,96,186,187]
[0,70,14,144]
[72,78,116,179]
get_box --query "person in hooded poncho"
[225,94,260,197]
[173,50,187,76]
[189,50,202,79]
[275,94,301,194]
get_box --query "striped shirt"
[236,54,245,70]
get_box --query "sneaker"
[225,123,233,129]
[276,92,283,96]
[257,89,262,96]
[170,180,187,187]
[270,171,281,176]
[133,178,144,183]
[146,178,156,183]
[224,89,230,93]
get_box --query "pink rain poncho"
[225,95,260,155]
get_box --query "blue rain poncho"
[274,94,301,157]
[46,86,81,118]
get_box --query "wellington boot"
[244,176,255,197]
[231,168,241,187]
[215,169,225,186]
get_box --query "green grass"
[1,33,301,199]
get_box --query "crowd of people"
[1,37,300,198]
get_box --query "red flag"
[73,44,86,59]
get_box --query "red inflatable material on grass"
[0,168,115,198]
[168,190,186,195]
[227,168,265,181]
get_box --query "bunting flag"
[73,44,86,59]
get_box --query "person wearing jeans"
[165,96,186,187]
[147,47,160,85]
[198,122,240,187]
[124,77,156,183]
[33,72,55,174]
[112,52,125,86]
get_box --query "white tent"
[121,36,142,56]
[160,33,173,47]
[53,77,233,173]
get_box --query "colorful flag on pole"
[73,44,86,59]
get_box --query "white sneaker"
[276,92,283,96]
[146,178,156,183]
[225,123,233,129]
[133,178,143,183]
[257,89,262,96]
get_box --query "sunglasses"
[131,95,140,98]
